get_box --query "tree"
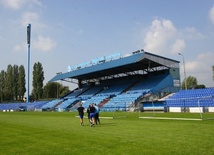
[43,82,57,99]
[0,70,5,102]
[60,85,70,97]
[18,65,26,100]
[0,64,26,102]
[4,65,13,101]
[195,84,205,89]
[13,65,19,100]
[43,82,70,99]
[212,65,214,81]
[32,62,44,100]
[182,76,197,90]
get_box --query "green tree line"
[0,62,69,103]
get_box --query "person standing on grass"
[77,104,85,126]
[94,104,100,125]
[89,104,96,127]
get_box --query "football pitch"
[0,112,214,155]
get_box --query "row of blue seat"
[0,101,48,111]
[166,88,214,107]
[0,74,168,111]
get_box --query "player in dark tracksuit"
[77,104,85,126]
[89,104,96,127]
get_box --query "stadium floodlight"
[27,24,31,103]
[178,53,187,90]
[27,24,31,44]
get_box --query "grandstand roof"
[49,51,180,82]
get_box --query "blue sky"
[0,0,214,91]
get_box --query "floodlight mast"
[178,53,187,90]
[27,24,31,103]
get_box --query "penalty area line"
[139,116,202,121]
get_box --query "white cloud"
[21,12,46,29]
[13,10,52,53]
[142,18,213,87]
[171,39,186,54]
[21,12,39,26]
[143,19,177,54]
[183,27,204,39]
[143,19,206,56]
[33,35,56,52]
[0,0,42,10]
[187,53,214,72]
[1,0,26,9]
[185,52,214,86]
[209,6,214,24]
[14,44,22,51]
[14,35,56,52]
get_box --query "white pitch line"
[139,116,202,121]
[99,117,114,119]
[75,116,113,119]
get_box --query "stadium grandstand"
[0,50,213,113]
[46,50,180,112]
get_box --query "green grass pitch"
[0,112,214,155]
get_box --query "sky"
[0,0,214,92]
